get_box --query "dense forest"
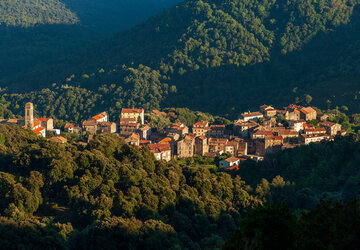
[2,0,360,119]
[0,0,78,26]
[0,0,180,79]
[0,125,357,248]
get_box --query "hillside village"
[0,102,347,171]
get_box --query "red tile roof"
[64,123,74,129]
[301,107,316,115]
[193,121,209,128]
[83,120,97,126]
[36,118,51,122]
[34,127,45,135]
[121,108,143,114]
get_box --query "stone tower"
[25,102,34,129]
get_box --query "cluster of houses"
[0,103,347,171]
[63,104,345,169]
[0,102,62,142]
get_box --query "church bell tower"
[25,102,34,130]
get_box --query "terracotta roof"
[193,121,209,128]
[34,127,45,135]
[140,140,151,145]
[120,117,137,123]
[224,156,241,163]
[92,112,107,121]
[278,130,298,136]
[98,122,114,127]
[120,122,138,127]
[64,123,74,129]
[147,143,171,152]
[301,107,316,115]
[254,130,273,136]
[226,165,240,171]
[301,133,328,139]
[83,120,97,126]
[36,118,51,122]
[320,121,338,127]
[158,137,172,144]
[226,141,234,146]
[288,104,303,110]
[121,108,143,114]
[209,138,228,144]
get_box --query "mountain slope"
[2,0,360,120]
[0,0,181,79]
[0,0,78,26]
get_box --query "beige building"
[166,123,189,137]
[300,107,317,121]
[320,121,342,136]
[121,108,144,125]
[36,118,54,131]
[147,143,171,161]
[192,121,209,137]
[177,134,196,158]
[300,133,331,144]
[83,120,97,134]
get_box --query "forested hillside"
[0,0,78,26]
[0,0,180,79]
[3,0,360,119]
[0,125,357,248]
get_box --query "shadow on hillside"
[0,24,99,80]
[165,6,360,117]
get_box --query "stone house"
[208,138,228,154]
[124,133,140,146]
[121,108,144,125]
[36,118,54,131]
[320,121,342,136]
[97,122,117,134]
[192,121,210,137]
[207,125,225,138]
[300,107,317,121]
[138,125,152,140]
[177,134,196,158]
[233,120,258,138]
[166,123,189,137]
[148,143,172,161]
[119,121,140,137]
[195,136,208,156]
[83,120,97,134]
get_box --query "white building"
[219,156,242,168]
[289,120,306,132]
[241,112,264,122]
